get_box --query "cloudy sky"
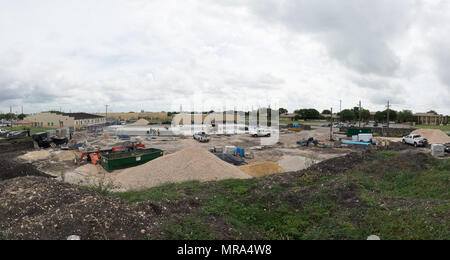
[0,0,449,115]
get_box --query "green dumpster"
[100,148,164,172]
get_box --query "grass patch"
[3,126,49,135]
[113,151,449,240]
[414,125,450,131]
[355,158,450,200]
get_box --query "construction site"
[1,118,449,240]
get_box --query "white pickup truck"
[193,132,210,143]
[250,129,271,137]
[402,134,428,147]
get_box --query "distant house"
[280,113,297,121]
[321,114,339,120]
[25,112,106,129]
[414,113,448,126]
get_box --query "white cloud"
[0,0,449,115]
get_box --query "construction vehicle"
[402,134,428,147]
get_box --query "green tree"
[17,114,26,120]
[374,110,397,122]
[294,109,321,120]
[340,109,356,122]
[279,108,288,115]
[360,109,371,121]
[398,110,415,123]
[321,109,331,115]
[427,110,438,115]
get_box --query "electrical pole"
[105,105,109,126]
[330,107,333,141]
[386,100,390,137]
[358,100,362,128]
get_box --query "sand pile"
[411,129,450,144]
[53,151,78,162]
[278,155,316,172]
[18,150,51,161]
[113,147,251,190]
[239,162,284,177]
[130,119,150,126]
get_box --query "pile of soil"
[304,151,368,176]
[411,129,450,144]
[0,158,52,181]
[239,162,284,177]
[130,119,150,126]
[53,151,78,162]
[278,155,316,172]
[113,147,251,190]
[0,177,158,240]
[18,150,51,161]
[0,140,34,155]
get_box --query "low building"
[280,113,297,121]
[414,113,448,126]
[321,114,340,120]
[25,112,106,130]
[12,120,33,127]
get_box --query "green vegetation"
[293,109,321,121]
[112,151,450,240]
[3,126,48,135]
[414,125,450,131]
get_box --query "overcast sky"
[0,0,449,115]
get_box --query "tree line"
[279,108,444,123]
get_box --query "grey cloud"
[245,0,415,76]
[225,73,285,90]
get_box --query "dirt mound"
[0,158,52,181]
[0,140,34,155]
[113,147,251,190]
[239,162,284,177]
[0,177,158,240]
[53,151,78,162]
[278,155,316,172]
[411,129,450,144]
[304,152,368,176]
[18,150,51,161]
[130,119,150,126]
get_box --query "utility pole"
[105,104,109,126]
[330,107,334,141]
[358,100,362,128]
[387,100,390,130]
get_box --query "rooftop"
[61,113,104,120]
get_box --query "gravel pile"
[411,129,450,144]
[239,162,284,177]
[113,147,251,190]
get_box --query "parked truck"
[250,129,271,137]
[402,134,428,147]
[193,132,211,143]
